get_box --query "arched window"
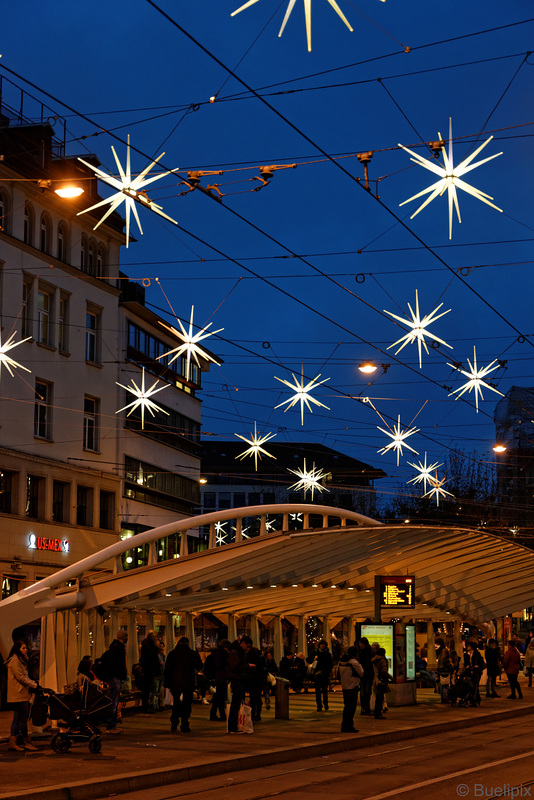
[24,204,34,246]
[80,234,88,271]
[57,221,68,262]
[97,244,105,277]
[87,239,95,275]
[40,213,52,254]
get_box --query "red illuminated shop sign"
[28,534,69,554]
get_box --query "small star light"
[232,523,251,540]
[265,517,277,532]
[0,332,31,378]
[77,135,179,247]
[407,453,444,494]
[424,474,454,507]
[231,0,355,53]
[215,521,228,546]
[116,368,169,429]
[399,119,503,239]
[384,290,452,368]
[274,367,330,425]
[377,415,419,466]
[288,459,330,501]
[447,347,504,412]
[158,306,223,382]
[235,422,276,471]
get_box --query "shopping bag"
[237,702,254,734]
[267,672,277,687]
[164,688,173,706]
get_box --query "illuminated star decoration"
[447,347,504,412]
[407,453,444,495]
[116,368,169,430]
[0,332,31,378]
[424,474,454,507]
[399,119,503,239]
[265,517,277,532]
[231,0,356,53]
[377,415,419,466]
[384,290,452,368]
[235,422,277,471]
[77,135,179,248]
[158,307,223,382]
[232,524,251,540]
[288,459,330,501]
[215,521,228,546]
[275,367,330,425]
[290,513,303,522]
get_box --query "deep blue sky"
[3,1,533,506]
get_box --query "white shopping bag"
[226,701,254,734]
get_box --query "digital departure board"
[379,576,415,608]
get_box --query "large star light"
[423,474,454,507]
[77,135,179,248]
[231,0,357,52]
[384,290,452,368]
[0,332,31,378]
[235,422,276,471]
[399,119,503,239]
[288,459,330,500]
[407,453,444,494]
[116,368,169,429]
[275,367,330,425]
[377,415,419,465]
[447,347,504,412]
[158,307,223,382]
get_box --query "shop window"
[2,577,19,600]
[0,470,14,514]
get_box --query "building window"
[97,245,105,276]
[83,396,98,451]
[80,234,88,271]
[87,241,95,275]
[127,321,201,390]
[37,289,51,345]
[22,278,33,338]
[0,470,14,514]
[58,294,69,352]
[52,480,70,523]
[26,474,43,518]
[76,485,93,526]
[24,204,34,245]
[2,577,19,600]
[203,492,216,512]
[34,380,51,439]
[57,222,67,261]
[218,492,231,510]
[124,456,200,513]
[99,490,115,530]
[85,308,100,363]
[40,213,51,254]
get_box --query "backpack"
[92,656,108,682]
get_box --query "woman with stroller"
[5,640,38,752]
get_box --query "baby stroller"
[41,681,112,753]
[448,671,479,708]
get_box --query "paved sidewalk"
[0,684,533,800]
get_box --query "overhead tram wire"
[144,0,533,353]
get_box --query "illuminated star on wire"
[423,474,454,506]
[0,332,31,378]
[377,416,419,466]
[116,368,169,429]
[407,453,444,495]
[289,513,303,523]
[399,118,503,239]
[232,524,251,540]
[384,290,452,368]
[215,521,228,546]
[288,459,330,501]
[447,347,504,412]
[275,367,330,425]
[158,306,223,382]
[77,135,179,248]
[265,517,277,532]
[231,0,356,53]
[235,422,277,471]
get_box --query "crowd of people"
[4,627,533,748]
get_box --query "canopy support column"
[273,614,283,666]
[252,614,261,648]
[228,614,237,643]
[426,620,437,670]
[298,615,307,655]
[126,610,139,682]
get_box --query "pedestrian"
[292,652,308,694]
[226,639,251,734]
[371,647,390,720]
[5,640,38,752]
[140,630,161,712]
[240,636,266,722]
[524,638,534,688]
[357,637,374,715]
[338,646,363,732]
[264,651,278,707]
[206,639,230,721]
[155,641,166,710]
[99,629,128,734]
[308,639,333,712]
[164,636,202,732]
[436,638,452,703]
[76,655,99,688]
[484,638,501,698]
[503,639,523,699]
[462,641,485,704]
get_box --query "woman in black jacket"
[308,640,333,712]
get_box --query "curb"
[0,704,532,800]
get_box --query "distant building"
[494,386,534,533]
[0,96,218,598]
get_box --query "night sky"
[2,1,533,508]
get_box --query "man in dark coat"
[240,636,266,722]
[140,631,161,712]
[308,639,333,712]
[99,629,128,733]
[356,637,374,715]
[226,639,251,733]
[164,636,202,732]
